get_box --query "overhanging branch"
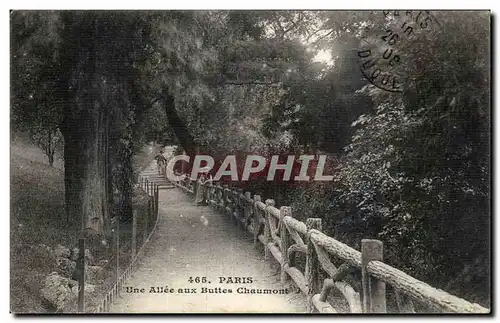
[219,80,282,86]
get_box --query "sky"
[313,49,333,66]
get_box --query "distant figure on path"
[155,150,167,175]
[195,167,212,205]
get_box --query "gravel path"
[109,161,307,313]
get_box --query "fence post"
[132,209,137,260]
[253,195,261,246]
[155,184,159,217]
[151,184,155,217]
[230,188,236,224]
[143,205,149,246]
[361,239,386,313]
[280,206,292,283]
[208,182,213,203]
[149,192,153,227]
[212,183,217,207]
[219,184,224,210]
[305,218,322,312]
[224,185,229,215]
[264,199,275,260]
[244,191,251,229]
[215,183,221,210]
[222,185,229,214]
[204,181,209,203]
[116,215,120,294]
[77,238,85,313]
[230,189,237,225]
[234,189,241,226]
[233,189,240,226]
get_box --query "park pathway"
[109,157,307,313]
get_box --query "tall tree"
[12,11,153,234]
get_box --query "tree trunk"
[81,119,105,235]
[121,144,134,222]
[99,105,110,232]
[62,102,105,234]
[63,125,81,226]
[104,113,113,234]
[61,14,106,235]
[48,152,54,167]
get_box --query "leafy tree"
[11,11,64,166]
[330,11,490,304]
[12,11,153,234]
[29,127,63,167]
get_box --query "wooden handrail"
[367,260,489,313]
[173,173,490,314]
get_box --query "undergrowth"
[10,134,161,313]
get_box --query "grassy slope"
[10,134,76,312]
[10,135,162,313]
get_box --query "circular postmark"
[358,10,441,93]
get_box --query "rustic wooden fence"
[75,176,161,313]
[169,173,489,314]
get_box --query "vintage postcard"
[10,10,491,314]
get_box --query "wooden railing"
[169,172,489,314]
